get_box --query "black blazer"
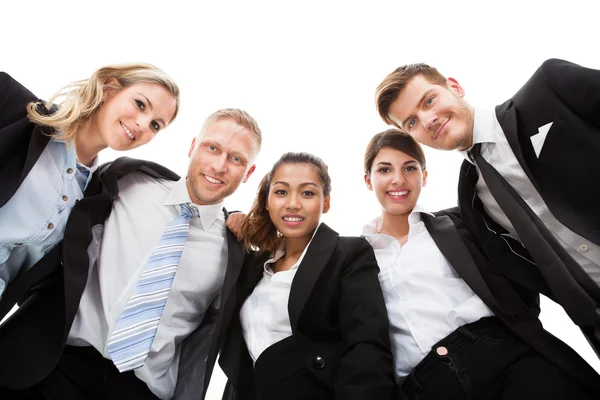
[0,157,247,400]
[0,72,55,208]
[457,58,600,351]
[423,209,600,396]
[219,223,396,400]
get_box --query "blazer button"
[313,356,326,369]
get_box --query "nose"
[286,195,300,211]
[212,153,228,173]
[391,171,406,186]
[420,110,438,131]
[135,114,153,135]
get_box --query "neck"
[380,210,411,241]
[283,234,312,261]
[74,118,107,166]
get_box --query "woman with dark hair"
[361,129,600,399]
[0,64,179,303]
[219,151,395,400]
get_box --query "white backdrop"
[3,1,599,397]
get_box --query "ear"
[322,195,331,214]
[188,137,197,158]
[364,173,373,191]
[102,77,120,102]
[446,77,465,98]
[243,164,256,183]
[422,170,428,187]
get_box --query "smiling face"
[186,118,257,205]
[365,147,427,218]
[267,163,330,242]
[388,75,474,151]
[91,81,177,150]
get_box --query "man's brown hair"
[375,63,447,128]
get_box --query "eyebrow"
[272,181,320,188]
[401,89,435,128]
[138,93,166,127]
[375,160,418,167]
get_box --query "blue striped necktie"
[107,203,199,372]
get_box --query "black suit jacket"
[0,157,247,400]
[0,72,54,208]
[458,59,600,349]
[219,223,396,400]
[423,210,600,396]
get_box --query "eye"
[404,166,418,172]
[151,121,160,132]
[302,190,315,197]
[231,155,243,164]
[377,167,391,173]
[208,145,217,152]
[407,118,416,129]
[425,96,434,107]
[274,189,287,195]
[135,99,145,110]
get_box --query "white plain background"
[2,1,599,398]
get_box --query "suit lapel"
[421,213,501,312]
[221,222,245,312]
[22,125,51,182]
[495,101,542,194]
[288,223,338,331]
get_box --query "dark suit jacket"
[0,157,247,400]
[423,209,600,396]
[0,72,54,208]
[457,58,600,351]
[219,223,396,400]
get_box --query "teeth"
[204,175,223,184]
[283,217,303,222]
[389,191,408,196]
[121,122,135,140]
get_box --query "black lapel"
[421,213,501,312]
[21,125,51,183]
[495,101,542,194]
[288,223,338,331]
[221,222,245,315]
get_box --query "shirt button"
[580,244,589,252]
[62,195,69,202]
[47,223,55,230]
[67,168,74,174]
[436,346,449,356]
[547,220,556,228]
[312,356,326,369]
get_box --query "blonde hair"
[26,63,180,143]
[199,108,263,152]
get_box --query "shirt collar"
[263,222,321,275]
[164,178,224,230]
[459,107,497,162]
[361,204,434,236]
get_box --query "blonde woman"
[0,64,180,301]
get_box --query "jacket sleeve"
[335,237,396,400]
[541,58,600,129]
[0,72,39,131]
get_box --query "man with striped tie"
[0,109,262,400]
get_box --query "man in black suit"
[0,108,262,400]
[375,59,600,355]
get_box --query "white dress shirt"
[240,228,317,363]
[362,206,494,383]
[461,108,600,286]
[67,173,229,400]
